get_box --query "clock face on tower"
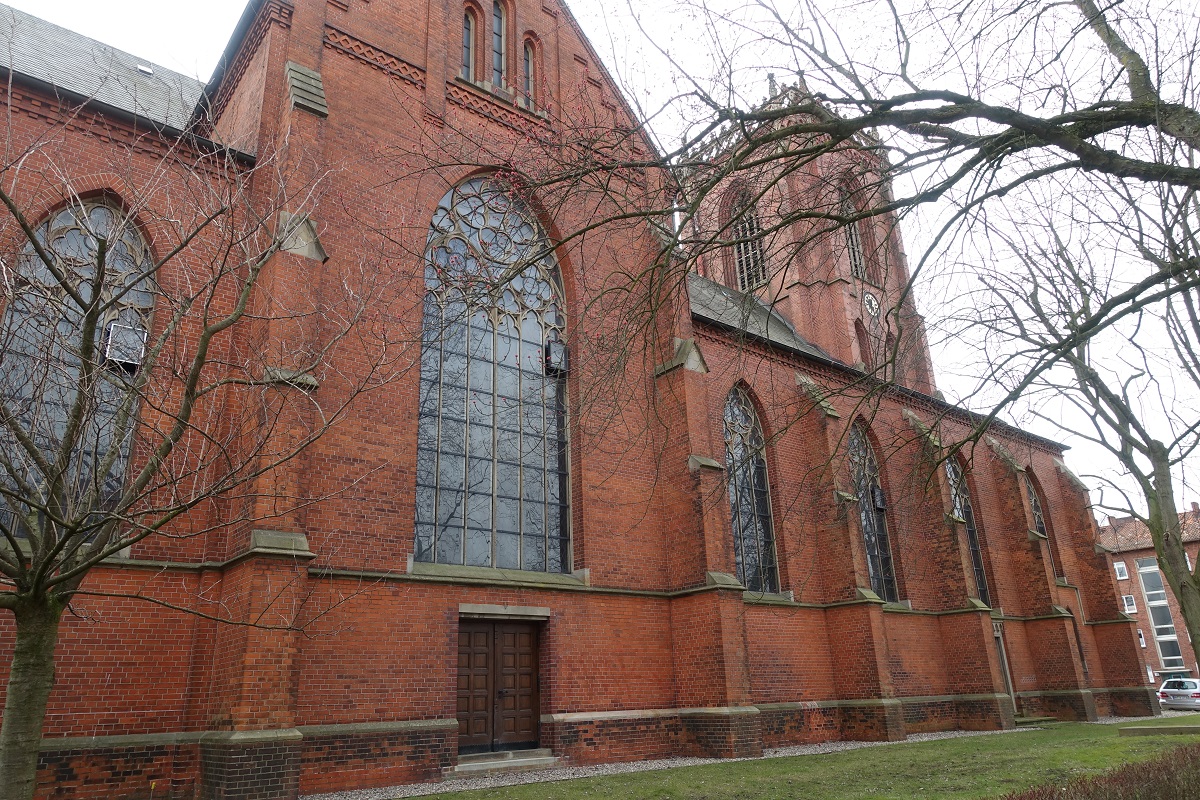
[863,291,881,318]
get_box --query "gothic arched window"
[0,201,154,532]
[849,422,897,601]
[522,40,535,106]
[723,387,778,593]
[492,1,507,87]
[415,177,569,572]
[462,11,476,80]
[842,194,867,280]
[1025,473,1061,578]
[946,458,990,607]
[730,192,766,292]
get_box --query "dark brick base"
[544,714,685,763]
[37,743,198,800]
[298,725,455,793]
[757,705,840,747]
[1017,690,1099,721]
[1095,686,1162,719]
[200,734,301,800]
[680,710,762,758]
[839,700,906,741]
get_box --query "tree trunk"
[0,597,63,800]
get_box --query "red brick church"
[0,1,1157,798]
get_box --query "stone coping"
[39,719,457,751]
[541,694,1013,724]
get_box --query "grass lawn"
[435,715,1200,800]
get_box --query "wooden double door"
[456,620,540,753]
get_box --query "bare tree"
[511,0,1200,662]
[0,121,400,798]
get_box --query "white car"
[1157,678,1200,710]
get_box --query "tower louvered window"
[731,193,766,291]
[415,177,569,572]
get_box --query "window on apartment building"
[946,458,990,607]
[492,1,506,87]
[462,11,476,80]
[415,177,569,572]
[1138,629,1147,648]
[730,191,766,291]
[850,422,898,602]
[1024,473,1062,578]
[1114,560,1129,580]
[0,201,154,535]
[723,386,779,593]
[1122,595,1137,614]
[1136,557,1186,670]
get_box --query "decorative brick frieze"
[323,25,426,89]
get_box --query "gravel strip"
[302,726,1041,800]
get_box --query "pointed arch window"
[730,192,766,291]
[492,2,507,87]
[842,195,867,280]
[415,177,569,572]
[462,11,476,80]
[946,458,990,607]
[0,201,155,533]
[522,41,535,106]
[723,387,778,593]
[1025,473,1061,578]
[849,422,897,601]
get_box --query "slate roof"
[1098,503,1200,553]
[0,2,205,132]
[687,271,830,362]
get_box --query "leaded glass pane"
[416,177,568,571]
[1025,474,1060,577]
[0,201,154,539]
[723,387,778,593]
[849,423,898,601]
[946,459,990,607]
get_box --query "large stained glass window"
[723,386,778,593]
[0,201,154,535]
[415,177,569,572]
[849,422,897,601]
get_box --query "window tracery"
[849,422,897,601]
[415,177,569,572]
[723,386,778,593]
[946,458,990,606]
[0,201,154,531]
